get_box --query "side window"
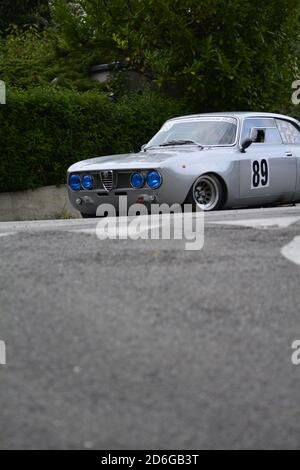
[241,118,282,144]
[275,119,300,144]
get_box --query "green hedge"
[0,88,186,192]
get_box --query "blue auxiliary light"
[130,172,145,189]
[146,170,162,189]
[82,175,94,190]
[69,174,81,191]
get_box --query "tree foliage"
[0,0,50,32]
[0,1,299,110]
[0,27,107,91]
[51,0,300,111]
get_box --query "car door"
[239,117,296,202]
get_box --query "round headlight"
[130,172,145,189]
[82,175,94,190]
[146,170,161,189]
[69,174,81,191]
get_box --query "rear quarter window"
[275,119,300,144]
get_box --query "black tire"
[188,174,225,211]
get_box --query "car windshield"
[146,117,237,148]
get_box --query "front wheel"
[190,174,225,211]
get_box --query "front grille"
[78,170,142,191]
[100,170,114,192]
[116,172,131,189]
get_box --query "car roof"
[170,112,299,123]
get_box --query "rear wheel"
[190,174,224,211]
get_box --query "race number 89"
[252,159,269,189]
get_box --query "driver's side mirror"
[240,138,253,153]
[141,144,146,152]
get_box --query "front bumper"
[67,165,193,216]
[68,188,165,216]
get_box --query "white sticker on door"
[251,159,269,189]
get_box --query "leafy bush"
[0,88,187,192]
[0,27,108,91]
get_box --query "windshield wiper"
[159,140,204,148]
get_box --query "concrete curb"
[0,185,81,221]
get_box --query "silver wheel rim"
[193,176,220,211]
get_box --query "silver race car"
[67,112,300,217]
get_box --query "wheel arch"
[184,172,228,207]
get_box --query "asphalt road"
[1,206,300,450]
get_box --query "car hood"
[68,147,235,172]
